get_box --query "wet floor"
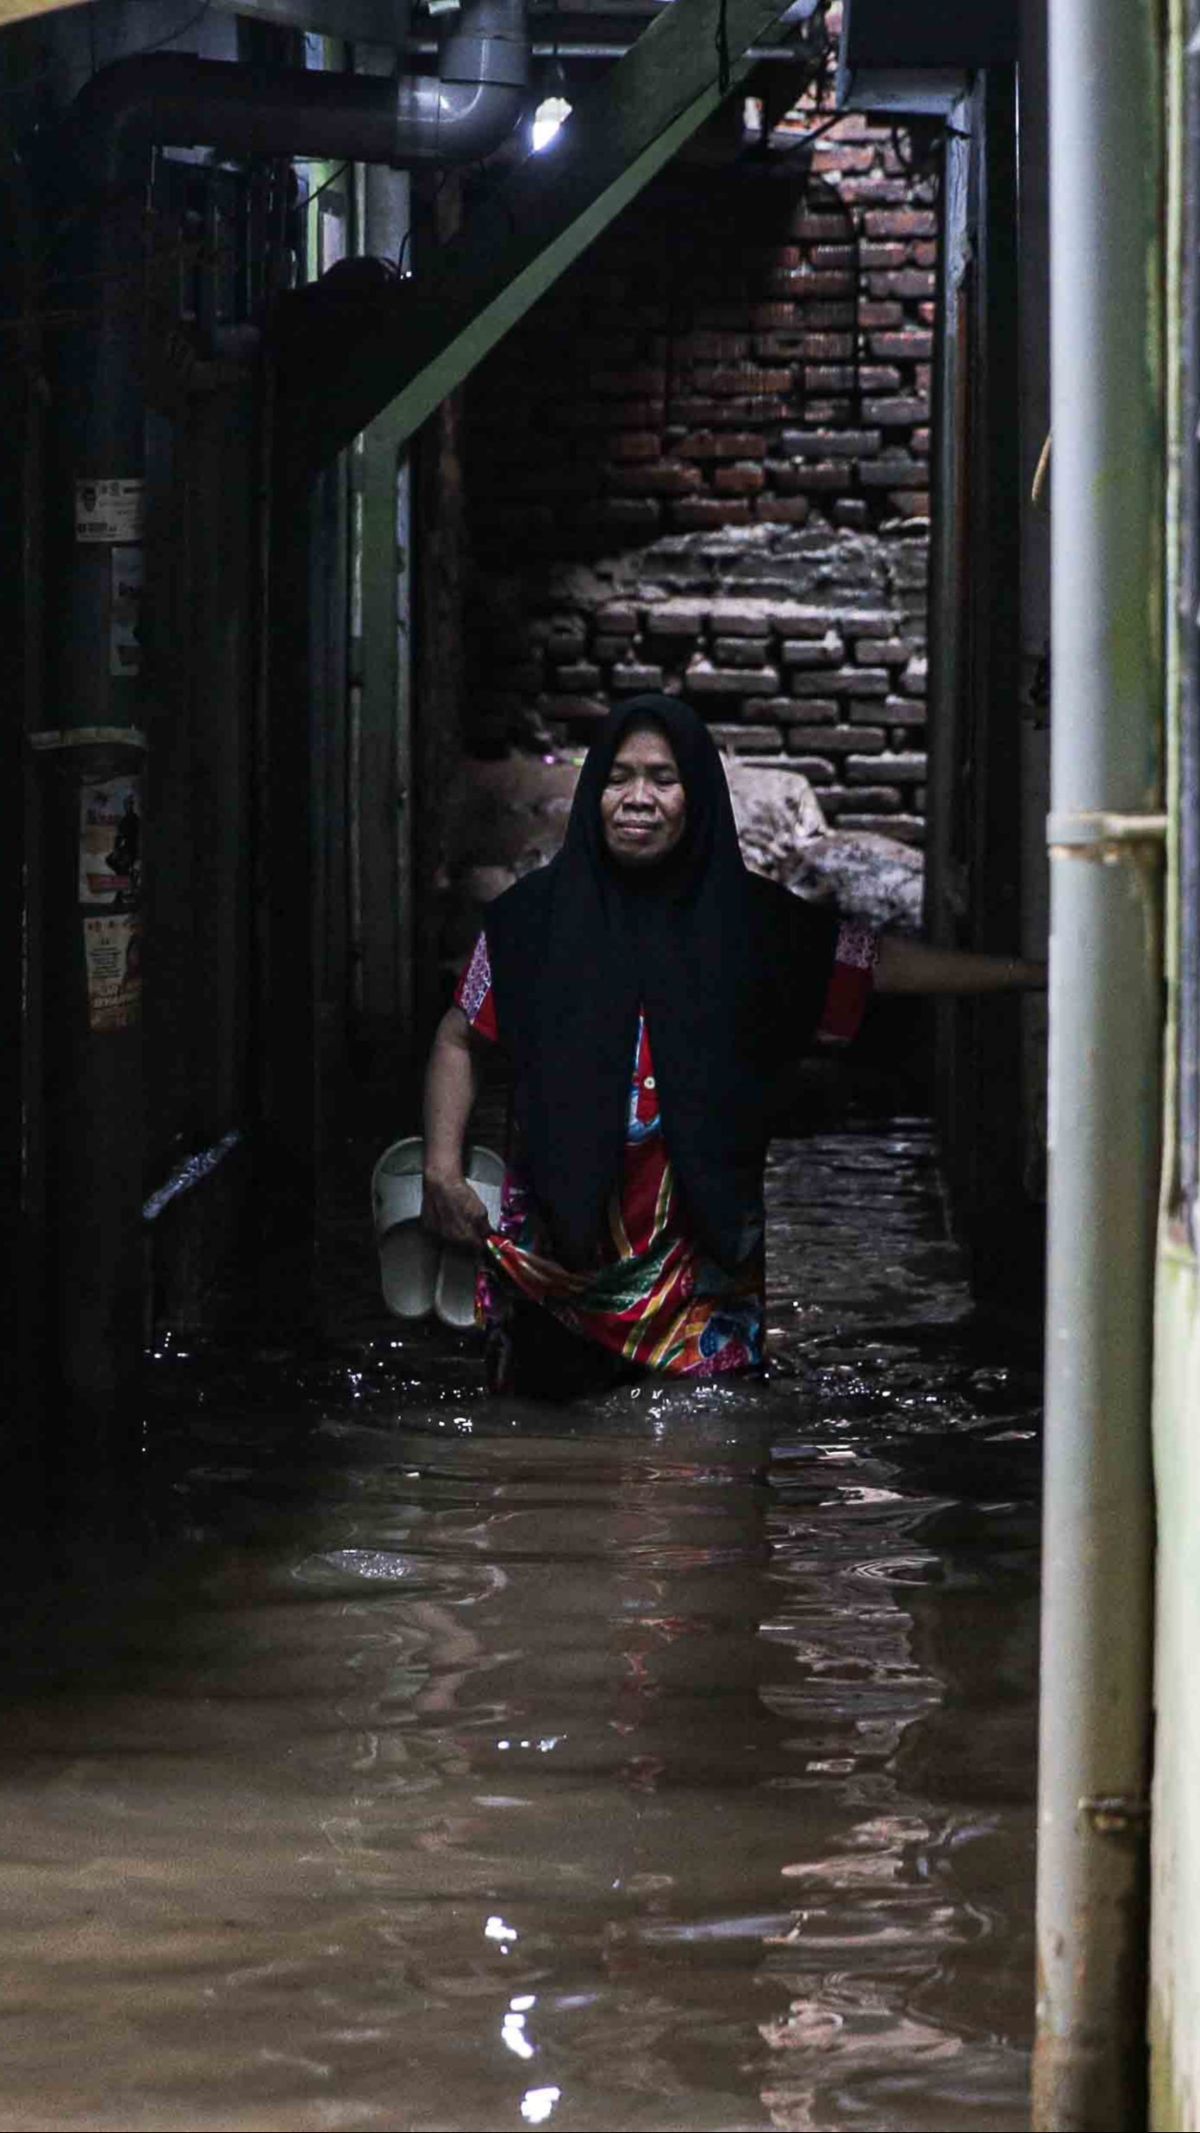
[0,1120,1040,2132]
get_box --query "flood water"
[0,1120,1040,2132]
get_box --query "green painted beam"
[279,0,815,466]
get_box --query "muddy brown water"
[0,1121,1039,2132]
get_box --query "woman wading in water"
[422,696,1043,1398]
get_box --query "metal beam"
[275,0,818,465]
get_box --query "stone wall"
[461,113,937,842]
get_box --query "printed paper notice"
[75,478,145,544]
[79,778,141,907]
[109,545,143,677]
[83,914,142,1032]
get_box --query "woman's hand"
[421,1169,491,1247]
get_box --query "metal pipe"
[1033,0,1164,2121]
[73,0,528,173]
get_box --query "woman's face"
[600,723,688,868]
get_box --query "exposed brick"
[715,463,767,495]
[789,724,885,753]
[901,654,928,695]
[740,697,804,723]
[673,432,763,461]
[887,491,931,518]
[859,243,908,269]
[779,629,845,668]
[787,463,847,490]
[863,397,928,427]
[609,664,665,692]
[847,752,927,783]
[670,499,753,529]
[705,599,768,636]
[755,332,839,363]
[776,698,836,725]
[788,210,854,242]
[860,365,902,392]
[766,271,855,300]
[858,457,927,488]
[864,209,938,238]
[553,662,601,691]
[782,752,836,780]
[545,634,585,667]
[811,244,856,268]
[707,725,786,755]
[713,636,772,666]
[882,695,927,728]
[832,499,870,528]
[643,602,705,638]
[834,608,900,633]
[824,787,903,814]
[754,498,813,524]
[704,367,794,396]
[855,637,914,664]
[811,143,876,174]
[782,428,882,460]
[685,660,780,696]
[791,333,854,360]
[749,302,797,328]
[609,462,703,497]
[609,431,662,463]
[766,464,810,496]
[803,365,857,392]
[870,330,935,360]
[792,668,889,698]
[914,242,938,268]
[596,602,639,635]
[836,177,913,205]
[868,268,937,299]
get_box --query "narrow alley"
[6,0,1199,2119]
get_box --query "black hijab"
[484,696,838,1270]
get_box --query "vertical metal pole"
[1034,0,1164,2121]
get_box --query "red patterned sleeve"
[454,931,499,1043]
[816,921,879,1045]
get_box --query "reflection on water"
[0,1122,1038,2132]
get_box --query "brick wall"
[460,110,937,845]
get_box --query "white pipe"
[1033,0,1164,2122]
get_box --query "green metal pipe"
[1033,0,1165,2123]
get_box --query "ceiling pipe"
[72,0,529,178]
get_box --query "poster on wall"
[79,778,141,907]
[109,546,143,677]
[74,478,145,544]
[83,913,143,1032]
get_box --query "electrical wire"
[129,0,214,58]
[300,158,351,209]
[715,0,731,97]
